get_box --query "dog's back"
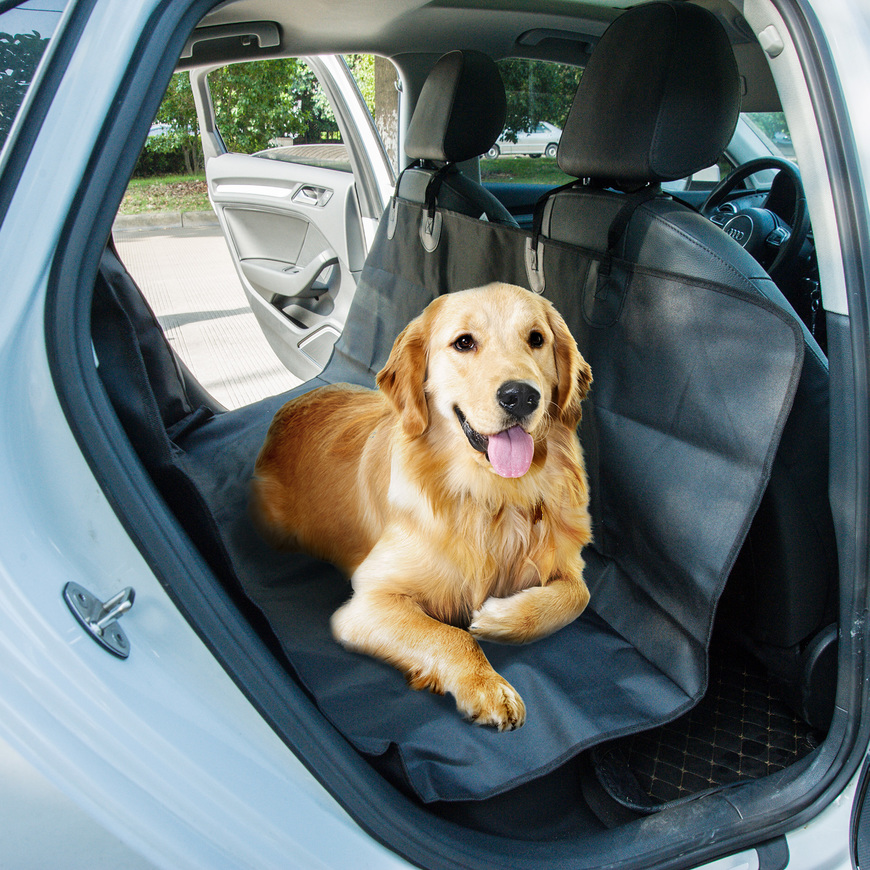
[251,383,392,573]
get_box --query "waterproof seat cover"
[93,3,811,805]
[545,0,836,662]
[95,202,802,805]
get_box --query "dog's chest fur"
[389,463,558,624]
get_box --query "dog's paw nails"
[458,675,526,731]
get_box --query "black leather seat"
[533,1,836,726]
[394,50,518,228]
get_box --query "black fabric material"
[404,50,507,164]
[167,201,801,803]
[327,200,530,384]
[396,165,518,226]
[542,185,837,655]
[557,2,740,183]
[95,198,802,804]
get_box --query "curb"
[113,210,219,231]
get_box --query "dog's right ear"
[376,316,429,437]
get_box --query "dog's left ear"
[547,306,592,427]
[377,315,429,437]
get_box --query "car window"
[744,111,794,162]
[197,54,397,177]
[0,0,68,155]
[661,112,795,195]
[202,58,347,173]
[480,59,578,187]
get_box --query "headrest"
[404,50,507,164]
[557,2,741,185]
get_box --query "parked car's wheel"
[545,142,558,158]
[485,144,500,159]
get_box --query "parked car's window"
[0,0,68,155]
[198,55,396,175]
[204,59,344,172]
[480,59,578,187]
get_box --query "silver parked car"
[486,121,563,159]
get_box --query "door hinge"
[63,583,135,659]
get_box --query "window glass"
[744,111,794,162]
[661,112,794,195]
[0,0,67,154]
[480,59,580,187]
[200,59,351,172]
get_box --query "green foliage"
[0,29,50,151]
[344,54,376,113]
[146,72,202,174]
[745,111,788,140]
[209,59,325,152]
[498,60,581,140]
[143,59,353,175]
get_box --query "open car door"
[191,52,394,382]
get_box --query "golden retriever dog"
[252,282,593,730]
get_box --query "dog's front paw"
[454,672,526,731]
[469,591,540,644]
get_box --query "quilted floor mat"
[591,642,822,811]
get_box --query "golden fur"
[252,282,593,730]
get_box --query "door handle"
[292,184,333,207]
[279,249,339,299]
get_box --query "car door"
[191,52,394,382]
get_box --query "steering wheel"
[701,156,809,285]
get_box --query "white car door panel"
[207,152,365,381]
[193,53,392,384]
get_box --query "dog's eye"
[528,330,545,348]
[452,334,476,352]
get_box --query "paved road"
[114,224,301,409]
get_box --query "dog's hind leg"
[331,590,525,731]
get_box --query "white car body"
[489,121,562,158]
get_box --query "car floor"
[588,636,824,814]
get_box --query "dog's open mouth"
[454,407,535,478]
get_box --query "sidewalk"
[113,215,301,409]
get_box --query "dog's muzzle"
[454,407,489,456]
[453,406,536,478]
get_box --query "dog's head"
[376,283,592,479]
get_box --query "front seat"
[394,49,518,229]
[534,1,836,727]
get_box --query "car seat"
[528,0,836,729]
[391,49,518,237]
[89,6,829,809]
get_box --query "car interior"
[54,0,853,865]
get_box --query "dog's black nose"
[497,381,540,419]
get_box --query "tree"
[0,29,49,152]
[146,72,203,174]
[145,58,345,175]
[498,59,582,140]
[209,59,320,152]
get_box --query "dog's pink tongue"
[487,427,534,478]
